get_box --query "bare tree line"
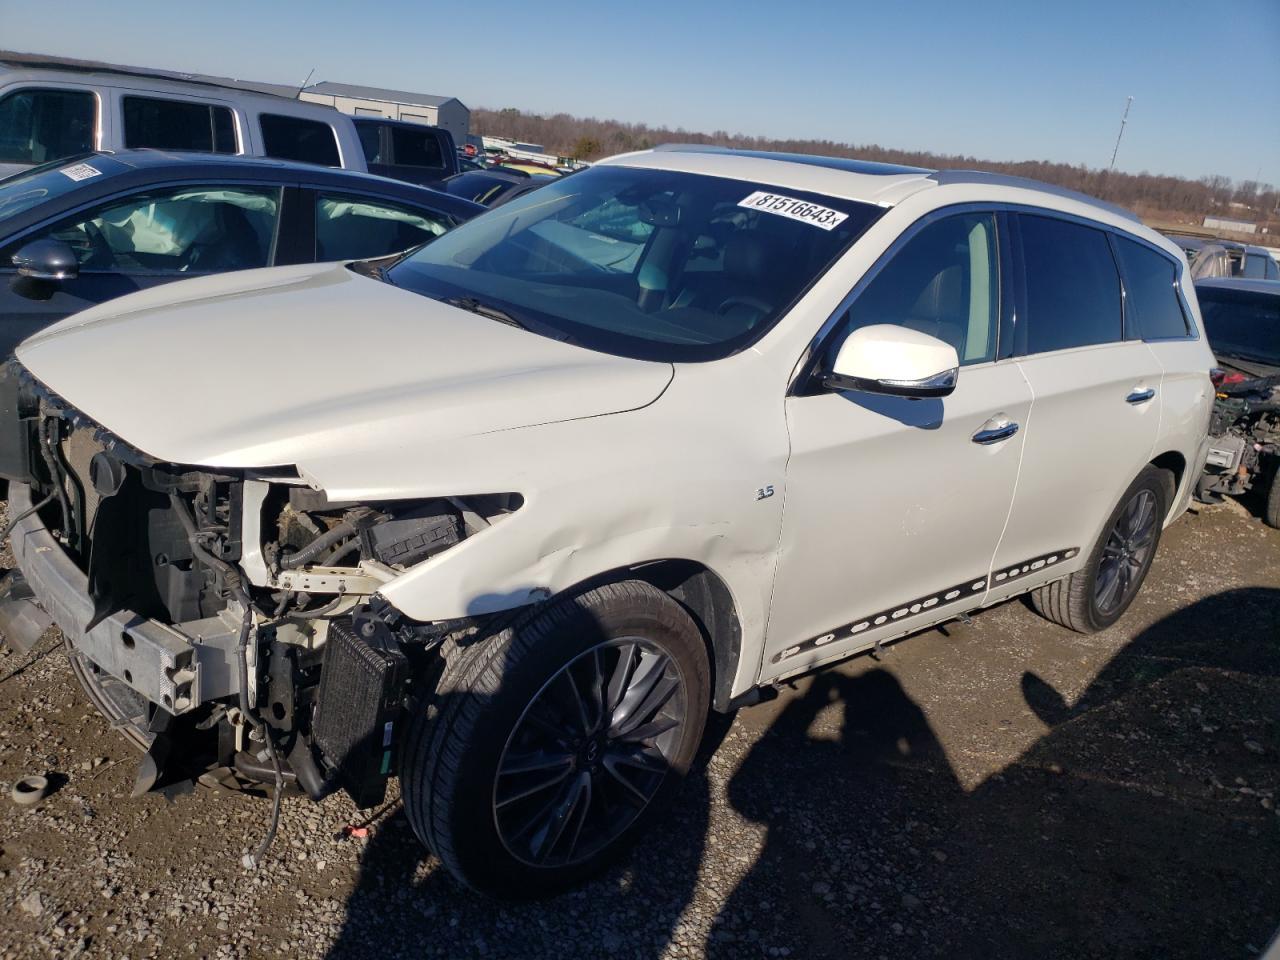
[474,107,1278,228]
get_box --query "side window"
[0,88,96,165]
[1243,252,1275,281]
[26,185,280,273]
[837,213,999,366]
[260,114,340,167]
[1019,215,1121,354]
[315,193,451,261]
[1113,236,1190,340]
[1267,257,1280,281]
[122,97,236,154]
[356,124,382,163]
[390,126,445,170]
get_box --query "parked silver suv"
[0,51,367,178]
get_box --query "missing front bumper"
[8,482,242,714]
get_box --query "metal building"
[1203,215,1258,235]
[300,81,469,144]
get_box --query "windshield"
[1197,287,1280,365]
[386,165,883,361]
[0,154,126,224]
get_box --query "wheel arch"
[1149,449,1186,520]
[567,559,744,713]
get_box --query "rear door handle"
[972,417,1019,445]
[1126,387,1156,405]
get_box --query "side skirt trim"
[771,547,1078,664]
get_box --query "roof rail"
[929,170,1140,222]
[650,144,931,177]
[0,50,299,99]
[651,143,730,152]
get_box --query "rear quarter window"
[390,126,445,170]
[356,123,382,163]
[1019,214,1122,354]
[1113,236,1190,340]
[260,114,341,167]
[1243,253,1268,280]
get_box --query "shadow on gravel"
[326,588,1278,959]
[323,606,728,960]
[708,587,1280,960]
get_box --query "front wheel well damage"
[561,559,743,713]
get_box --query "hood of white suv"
[16,262,673,468]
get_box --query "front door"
[763,210,1031,679]
[0,183,283,355]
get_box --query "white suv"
[0,146,1214,896]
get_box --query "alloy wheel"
[1095,488,1159,615]
[493,637,688,868]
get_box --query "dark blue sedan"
[0,150,483,354]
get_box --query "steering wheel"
[80,220,112,270]
[716,295,772,323]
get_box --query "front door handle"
[972,417,1020,445]
[1126,386,1156,405]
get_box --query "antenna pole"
[1108,96,1133,173]
[295,67,315,99]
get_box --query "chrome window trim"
[788,199,1199,393]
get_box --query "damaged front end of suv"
[0,362,519,828]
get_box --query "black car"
[438,168,557,207]
[1194,277,1280,526]
[0,150,482,354]
[353,117,459,186]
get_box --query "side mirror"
[821,324,959,399]
[12,239,79,282]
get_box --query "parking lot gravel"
[0,498,1276,960]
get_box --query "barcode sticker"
[59,163,102,182]
[738,191,848,231]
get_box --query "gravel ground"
[0,499,1276,960]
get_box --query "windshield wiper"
[442,296,534,331]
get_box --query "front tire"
[1263,460,1280,529]
[400,580,710,898]
[1031,465,1170,633]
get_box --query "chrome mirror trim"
[821,366,958,399]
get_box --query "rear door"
[986,212,1163,598]
[0,182,282,353]
[1111,234,1212,511]
[308,188,457,262]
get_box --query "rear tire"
[1031,465,1170,633]
[400,580,710,898]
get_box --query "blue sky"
[2,0,1277,185]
